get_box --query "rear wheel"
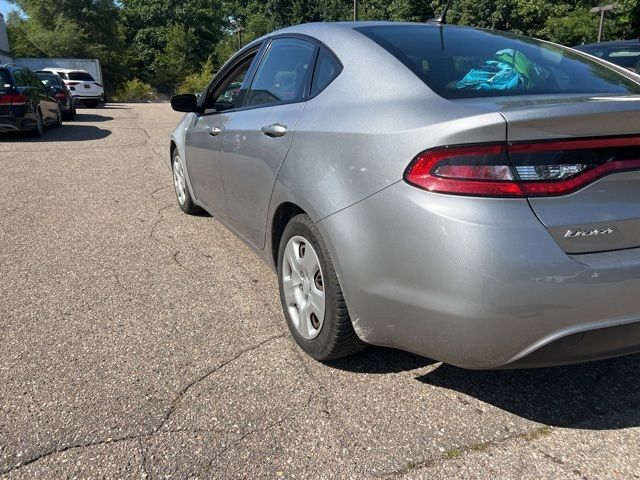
[54,104,63,127]
[172,150,201,214]
[64,101,75,120]
[31,109,44,137]
[278,214,366,361]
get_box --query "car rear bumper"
[72,95,103,102]
[0,113,30,132]
[318,181,640,369]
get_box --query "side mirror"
[171,94,200,113]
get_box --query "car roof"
[241,21,494,57]
[43,68,88,73]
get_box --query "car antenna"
[428,0,455,25]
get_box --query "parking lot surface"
[1,104,639,479]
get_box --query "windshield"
[67,72,95,82]
[0,69,11,93]
[356,25,640,99]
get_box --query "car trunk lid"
[460,94,640,254]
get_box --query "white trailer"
[0,14,11,64]
[13,58,103,85]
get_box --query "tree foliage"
[5,0,640,94]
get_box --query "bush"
[177,58,215,94]
[112,78,160,102]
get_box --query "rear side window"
[245,38,316,107]
[356,25,640,99]
[12,70,29,88]
[56,71,68,80]
[311,48,341,97]
[68,72,95,81]
[0,69,12,93]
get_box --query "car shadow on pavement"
[326,346,437,374]
[72,113,114,122]
[0,125,112,142]
[417,354,640,430]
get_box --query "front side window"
[356,25,640,99]
[36,73,58,87]
[205,54,255,112]
[245,38,316,107]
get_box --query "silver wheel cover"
[173,156,187,206]
[282,236,326,340]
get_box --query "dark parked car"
[0,64,62,136]
[575,39,640,73]
[35,70,76,120]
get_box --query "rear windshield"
[356,25,640,99]
[67,72,95,82]
[0,69,12,93]
[36,73,59,87]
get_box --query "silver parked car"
[169,22,640,369]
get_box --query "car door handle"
[209,126,222,136]
[261,124,288,138]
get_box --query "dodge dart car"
[169,22,640,369]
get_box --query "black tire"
[63,102,75,120]
[54,104,63,127]
[31,109,44,137]
[171,150,201,215]
[278,214,366,361]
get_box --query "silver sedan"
[169,22,640,369]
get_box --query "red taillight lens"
[0,93,27,106]
[55,91,66,101]
[405,136,640,198]
[405,144,524,197]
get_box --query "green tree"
[119,0,225,92]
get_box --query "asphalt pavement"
[0,104,639,479]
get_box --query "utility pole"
[354,0,358,21]
[590,4,617,43]
[234,27,245,50]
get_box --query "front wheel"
[172,150,201,214]
[278,214,366,361]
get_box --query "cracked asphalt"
[1,103,639,479]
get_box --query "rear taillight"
[0,93,27,106]
[405,136,640,197]
[55,91,66,101]
[405,145,524,197]
[67,82,80,86]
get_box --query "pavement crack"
[379,425,555,478]
[157,334,286,433]
[138,438,153,480]
[0,335,285,476]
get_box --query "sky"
[0,1,16,18]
